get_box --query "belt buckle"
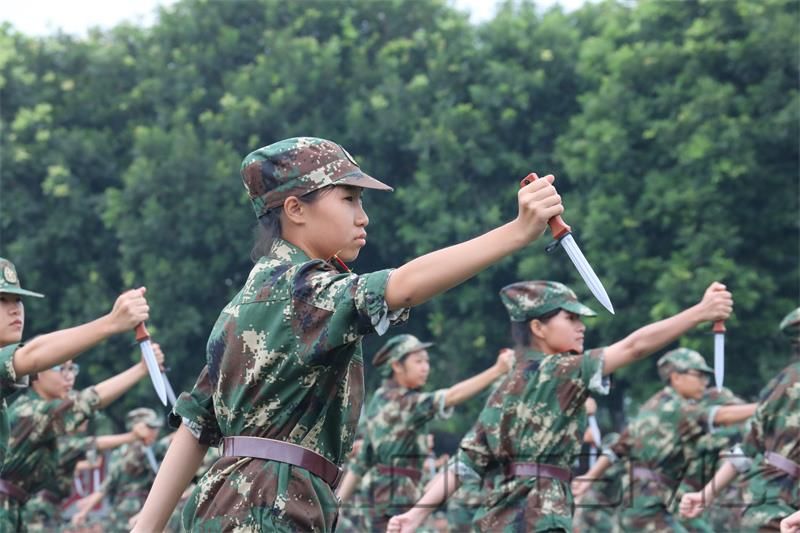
[332,467,344,490]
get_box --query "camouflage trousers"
[182,458,339,532]
[471,477,574,532]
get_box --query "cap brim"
[404,341,434,356]
[1,288,44,299]
[561,301,597,317]
[334,170,393,192]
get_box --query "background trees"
[1,0,797,437]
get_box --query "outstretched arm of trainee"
[132,424,208,533]
[12,288,149,376]
[602,282,732,376]
[384,176,562,310]
[443,349,513,407]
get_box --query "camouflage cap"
[126,407,163,430]
[657,348,713,383]
[240,137,393,217]
[499,280,596,322]
[779,307,800,339]
[372,334,433,377]
[0,258,44,299]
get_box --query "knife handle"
[712,320,726,333]
[135,322,151,342]
[520,173,571,239]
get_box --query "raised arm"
[602,282,732,375]
[713,403,757,426]
[13,288,149,376]
[443,349,513,407]
[385,176,562,310]
[132,423,208,532]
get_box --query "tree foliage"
[1,0,797,434]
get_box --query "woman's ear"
[283,196,305,225]
[529,319,545,340]
[390,359,404,376]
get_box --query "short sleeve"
[349,433,374,477]
[291,266,409,359]
[407,389,452,427]
[172,365,223,446]
[0,344,28,398]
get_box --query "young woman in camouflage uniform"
[134,137,564,532]
[680,307,800,531]
[336,333,513,531]
[388,279,732,532]
[0,257,148,528]
[0,344,166,531]
[574,348,756,533]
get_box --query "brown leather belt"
[508,462,571,483]
[0,479,29,503]
[765,451,800,479]
[376,464,422,484]
[632,466,678,489]
[34,489,60,506]
[222,436,343,490]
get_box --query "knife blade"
[135,323,167,405]
[713,320,725,391]
[144,446,160,474]
[162,372,178,406]
[588,414,602,468]
[520,174,614,314]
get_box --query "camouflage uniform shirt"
[0,386,99,530]
[350,377,452,529]
[454,347,609,532]
[174,238,407,531]
[0,344,27,466]
[738,360,800,530]
[609,386,718,532]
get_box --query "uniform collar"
[267,238,350,273]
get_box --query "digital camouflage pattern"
[677,387,747,533]
[0,344,27,468]
[371,334,433,377]
[738,359,800,531]
[572,432,624,533]
[454,347,609,532]
[0,387,99,530]
[126,407,162,430]
[656,348,714,383]
[350,376,451,531]
[174,237,408,531]
[97,438,168,532]
[0,257,44,299]
[23,434,95,531]
[240,137,392,216]
[609,386,717,532]
[499,280,596,322]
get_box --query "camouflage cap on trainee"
[779,307,800,339]
[0,258,44,299]
[240,137,393,217]
[372,334,433,377]
[499,280,596,322]
[657,348,713,383]
[126,407,163,430]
